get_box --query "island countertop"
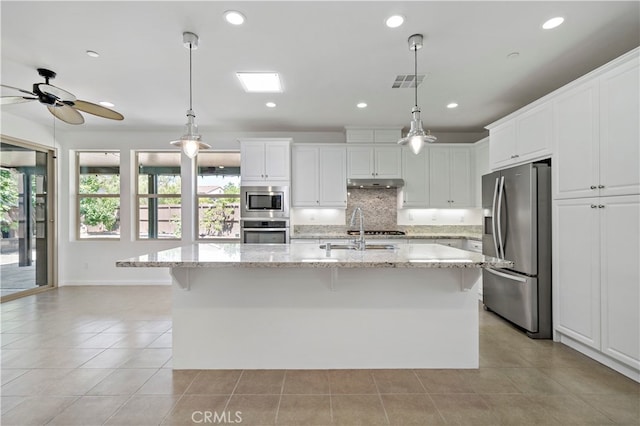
[116,242,512,269]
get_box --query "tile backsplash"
[346,188,397,229]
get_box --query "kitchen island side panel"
[172,267,479,369]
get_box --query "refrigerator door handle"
[491,177,500,258]
[485,267,527,283]
[496,176,505,259]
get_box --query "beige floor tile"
[33,348,105,369]
[331,394,388,425]
[104,395,179,425]
[185,370,242,394]
[381,393,445,425]
[1,368,72,396]
[0,368,28,385]
[135,320,172,333]
[75,333,128,349]
[234,369,286,394]
[119,348,172,368]
[0,333,29,347]
[414,369,475,393]
[79,348,140,368]
[283,369,330,394]
[578,393,640,424]
[0,396,25,414]
[480,393,562,425]
[540,366,640,395]
[0,396,78,425]
[329,369,377,394]
[276,394,332,425]
[87,368,158,396]
[226,394,279,425]
[162,394,230,426]
[109,333,163,348]
[147,332,172,348]
[479,345,533,368]
[430,393,500,425]
[458,368,520,394]
[137,369,199,395]
[528,394,616,424]
[373,369,425,394]
[501,367,572,394]
[47,395,129,425]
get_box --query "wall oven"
[240,186,289,219]
[241,219,290,244]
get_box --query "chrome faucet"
[349,207,365,250]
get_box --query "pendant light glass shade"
[170,32,210,158]
[398,34,436,155]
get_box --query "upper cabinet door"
[489,122,516,170]
[449,148,473,207]
[428,147,451,208]
[347,146,374,178]
[515,102,553,162]
[401,147,428,208]
[240,143,266,181]
[374,146,402,178]
[264,141,291,181]
[553,81,600,200]
[319,146,347,207]
[599,58,640,197]
[291,146,319,207]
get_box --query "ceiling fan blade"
[1,96,37,105]
[1,84,36,96]
[37,83,76,102]
[73,100,124,120]
[47,104,84,125]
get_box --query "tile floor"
[1,286,638,425]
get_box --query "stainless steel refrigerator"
[482,162,552,339]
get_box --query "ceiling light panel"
[224,10,246,25]
[385,15,404,28]
[236,72,283,93]
[542,17,564,29]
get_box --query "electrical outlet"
[310,215,315,221]
[431,215,437,221]
[408,213,414,221]
[460,216,465,223]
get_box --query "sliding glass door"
[1,138,55,300]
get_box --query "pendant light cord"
[189,42,193,111]
[414,46,418,108]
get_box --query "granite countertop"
[116,242,510,269]
[291,233,481,241]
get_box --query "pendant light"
[170,32,210,158]
[397,34,436,155]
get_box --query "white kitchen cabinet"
[554,195,640,373]
[347,145,402,179]
[240,139,291,183]
[292,145,347,207]
[400,146,428,207]
[487,101,552,170]
[437,239,463,248]
[429,146,474,208]
[464,240,483,253]
[474,138,490,207]
[553,52,639,199]
[346,128,401,143]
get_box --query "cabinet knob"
[590,185,597,189]
[591,204,598,208]
[265,174,268,178]
[598,185,605,189]
[598,205,605,209]
[261,174,264,178]
[317,200,320,204]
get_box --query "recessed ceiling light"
[266,102,277,108]
[542,17,564,30]
[236,72,282,93]
[99,101,115,107]
[86,50,100,58]
[218,166,225,169]
[385,15,404,28]
[357,102,367,108]
[447,102,459,109]
[224,10,246,25]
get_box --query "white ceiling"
[1,1,639,141]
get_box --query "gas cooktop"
[347,230,406,236]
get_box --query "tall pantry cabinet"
[552,48,639,380]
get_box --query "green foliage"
[0,169,19,232]
[79,174,120,231]
[199,197,239,237]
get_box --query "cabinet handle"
[598,205,605,209]
[591,204,598,208]
[598,185,605,189]
[590,185,597,189]
[265,174,268,178]
[316,200,319,204]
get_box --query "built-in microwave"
[240,186,289,218]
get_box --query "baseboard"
[559,333,640,382]
[59,280,171,286]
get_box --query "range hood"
[347,178,404,188]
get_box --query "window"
[77,151,120,239]
[137,152,181,239]
[197,152,241,240]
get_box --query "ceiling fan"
[1,68,124,125]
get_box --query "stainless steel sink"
[319,244,397,250]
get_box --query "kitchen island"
[117,242,511,370]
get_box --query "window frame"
[135,151,182,240]
[76,150,121,241]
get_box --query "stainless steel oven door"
[241,219,290,244]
